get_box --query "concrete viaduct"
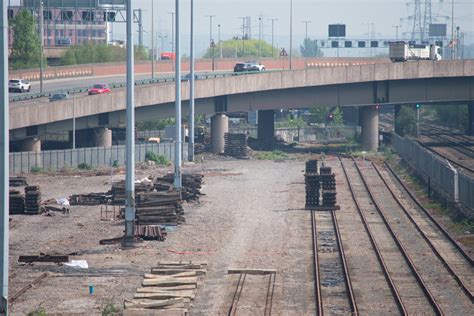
[9,59,474,152]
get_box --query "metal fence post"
[446,160,459,203]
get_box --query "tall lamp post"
[174,0,182,188]
[123,0,135,248]
[189,0,195,162]
[151,0,155,79]
[39,1,44,93]
[218,24,222,59]
[289,0,293,69]
[239,17,246,57]
[392,24,401,41]
[268,18,278,57]
[206,15,215,46]
[169,12,175,52]
[302,20,311,40]
[1,0,10,313]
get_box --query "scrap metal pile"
[124,261,207,313]
[69,193,108,206]
[9,190,25,215]
[10,186,42,215]
[304,159,339,210]
[224,133,249,158]
[154,173,204,202]
[9,176,28,187]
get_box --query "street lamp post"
[239,17,246,57]
[39,1,44,93]
[158,33,168,57]
[302,20,311,40]
[268,18,278,57]
[189,0,195,162]
[1,0,10,313]
[218,24,222,59]
[206,15,215,47]
[174,0,182,189]
[151,0,155,79]
[289,0,293,69]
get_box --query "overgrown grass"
[78,162,93,170]
[101,301,117,316]
[254,150,288,161]
[28,308,47,316]
[145,151,170,166]
[30,166,42,173]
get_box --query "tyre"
[27,87,31,92]
[261,67,265,71]
[21,87,24,93]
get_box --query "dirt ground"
[9,155,317,315]
[8,153,473,315]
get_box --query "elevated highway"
[9,59,474,151]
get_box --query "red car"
[88,84,111,95]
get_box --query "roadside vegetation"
[203,39,277,58]
[254,150,288,161]
[61,44,149,66]
[10,10,44,70]
[145,152,170,166]
[136,118,175,131]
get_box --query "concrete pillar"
[211,114,228,154]
[468,102,474,136]
[20,138,41,152]
[94,127,112,148]
[360,106,379,151]
[257,110,275,149]
[394,105,402,135]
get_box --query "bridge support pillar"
[468,102,474,136]
[258,110,275,149]
[94,127,112,148]
[360,106,379,151]
[211,114,229,154]
[19,138,41,152]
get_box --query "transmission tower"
[405,0,433,43]
[411,0,423,41]
[422,0,433,42]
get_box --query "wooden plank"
[153,264,205,270]
[150,269,206,276]
[142,278,198,287]
[227,268,277,275]
[124,298,185,309]
[134,292,195,300]
[136,288,196,297]
[144,272,197,279]
[156,261,207,266]
[123,308,188,316]
[138,285,196,291]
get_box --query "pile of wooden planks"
[69,193,109,205]
[154,173,204,202]
[110,180,154,204]
[9,190,25,214]
[124,261,207,314]
[25,186,41,215]
[224,133,248,158]
[136,191,184,226]
[9,176,28,187]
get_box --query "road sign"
[280,48,288,57]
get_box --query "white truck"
[389,42,442,62]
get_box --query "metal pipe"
[218,24,222,59]
[289,0,293,69]
[123,0,135,248]
[39,1,44,93]
[72,93,76,149]
[174,0,182,189]
[269,18,277,57]
[1,0,9,313]
[169,12,175,52]
[451,0,454,59]
[206,15,215,45]
[188,0,195,162]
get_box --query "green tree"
[10,10,43,70]
[300,39,323,58]
[308,107,343,125]
[203,39,277,58]
[432,104,468,132]
[395,106,417,136]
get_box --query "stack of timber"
[124,261,207,314]
[154,173,204,202]
[69,193,108,205]
[9,190,25,214]
[25,186,41,215]
[224,133,248,158]
[320,166,337,207]
[305,158,320,209]
[9,176,28,187]
[136,191,184,226]
[110,180,154,205]
[135,225,167,241]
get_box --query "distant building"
[8,0,125,48]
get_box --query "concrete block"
[359,64,375,82]
[374,63,390,81]
[464,60,474,76]
[448,60,464,77]
[402,62,419,79]
[389,63,404,80]
[418,61,434,78]
[346,65,362,83]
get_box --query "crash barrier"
[9,142,187,174]
[393,133,473,211]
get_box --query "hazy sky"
[10,0,474,56]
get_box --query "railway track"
[340,156,473,314]
[340,157,441,315]
[227,271,276,316]
[310,210,357,315]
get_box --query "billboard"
[328,24,346,37]
[429,24,447,37]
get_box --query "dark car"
[233,62,265,73]
[49,92,70,102]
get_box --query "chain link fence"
[9,142,187,174]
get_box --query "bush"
[255,150,288,161]
[28,308,47,316]
[102,301,117,316]
[30,166,42,173]
[145,152,170,166]
[78,163,93,170]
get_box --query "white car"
[9,79,31,93]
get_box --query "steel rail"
[353,158,443,315]
[311,210,324,315]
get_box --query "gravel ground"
[9,156,316,315]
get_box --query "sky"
[10,0,474,56]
